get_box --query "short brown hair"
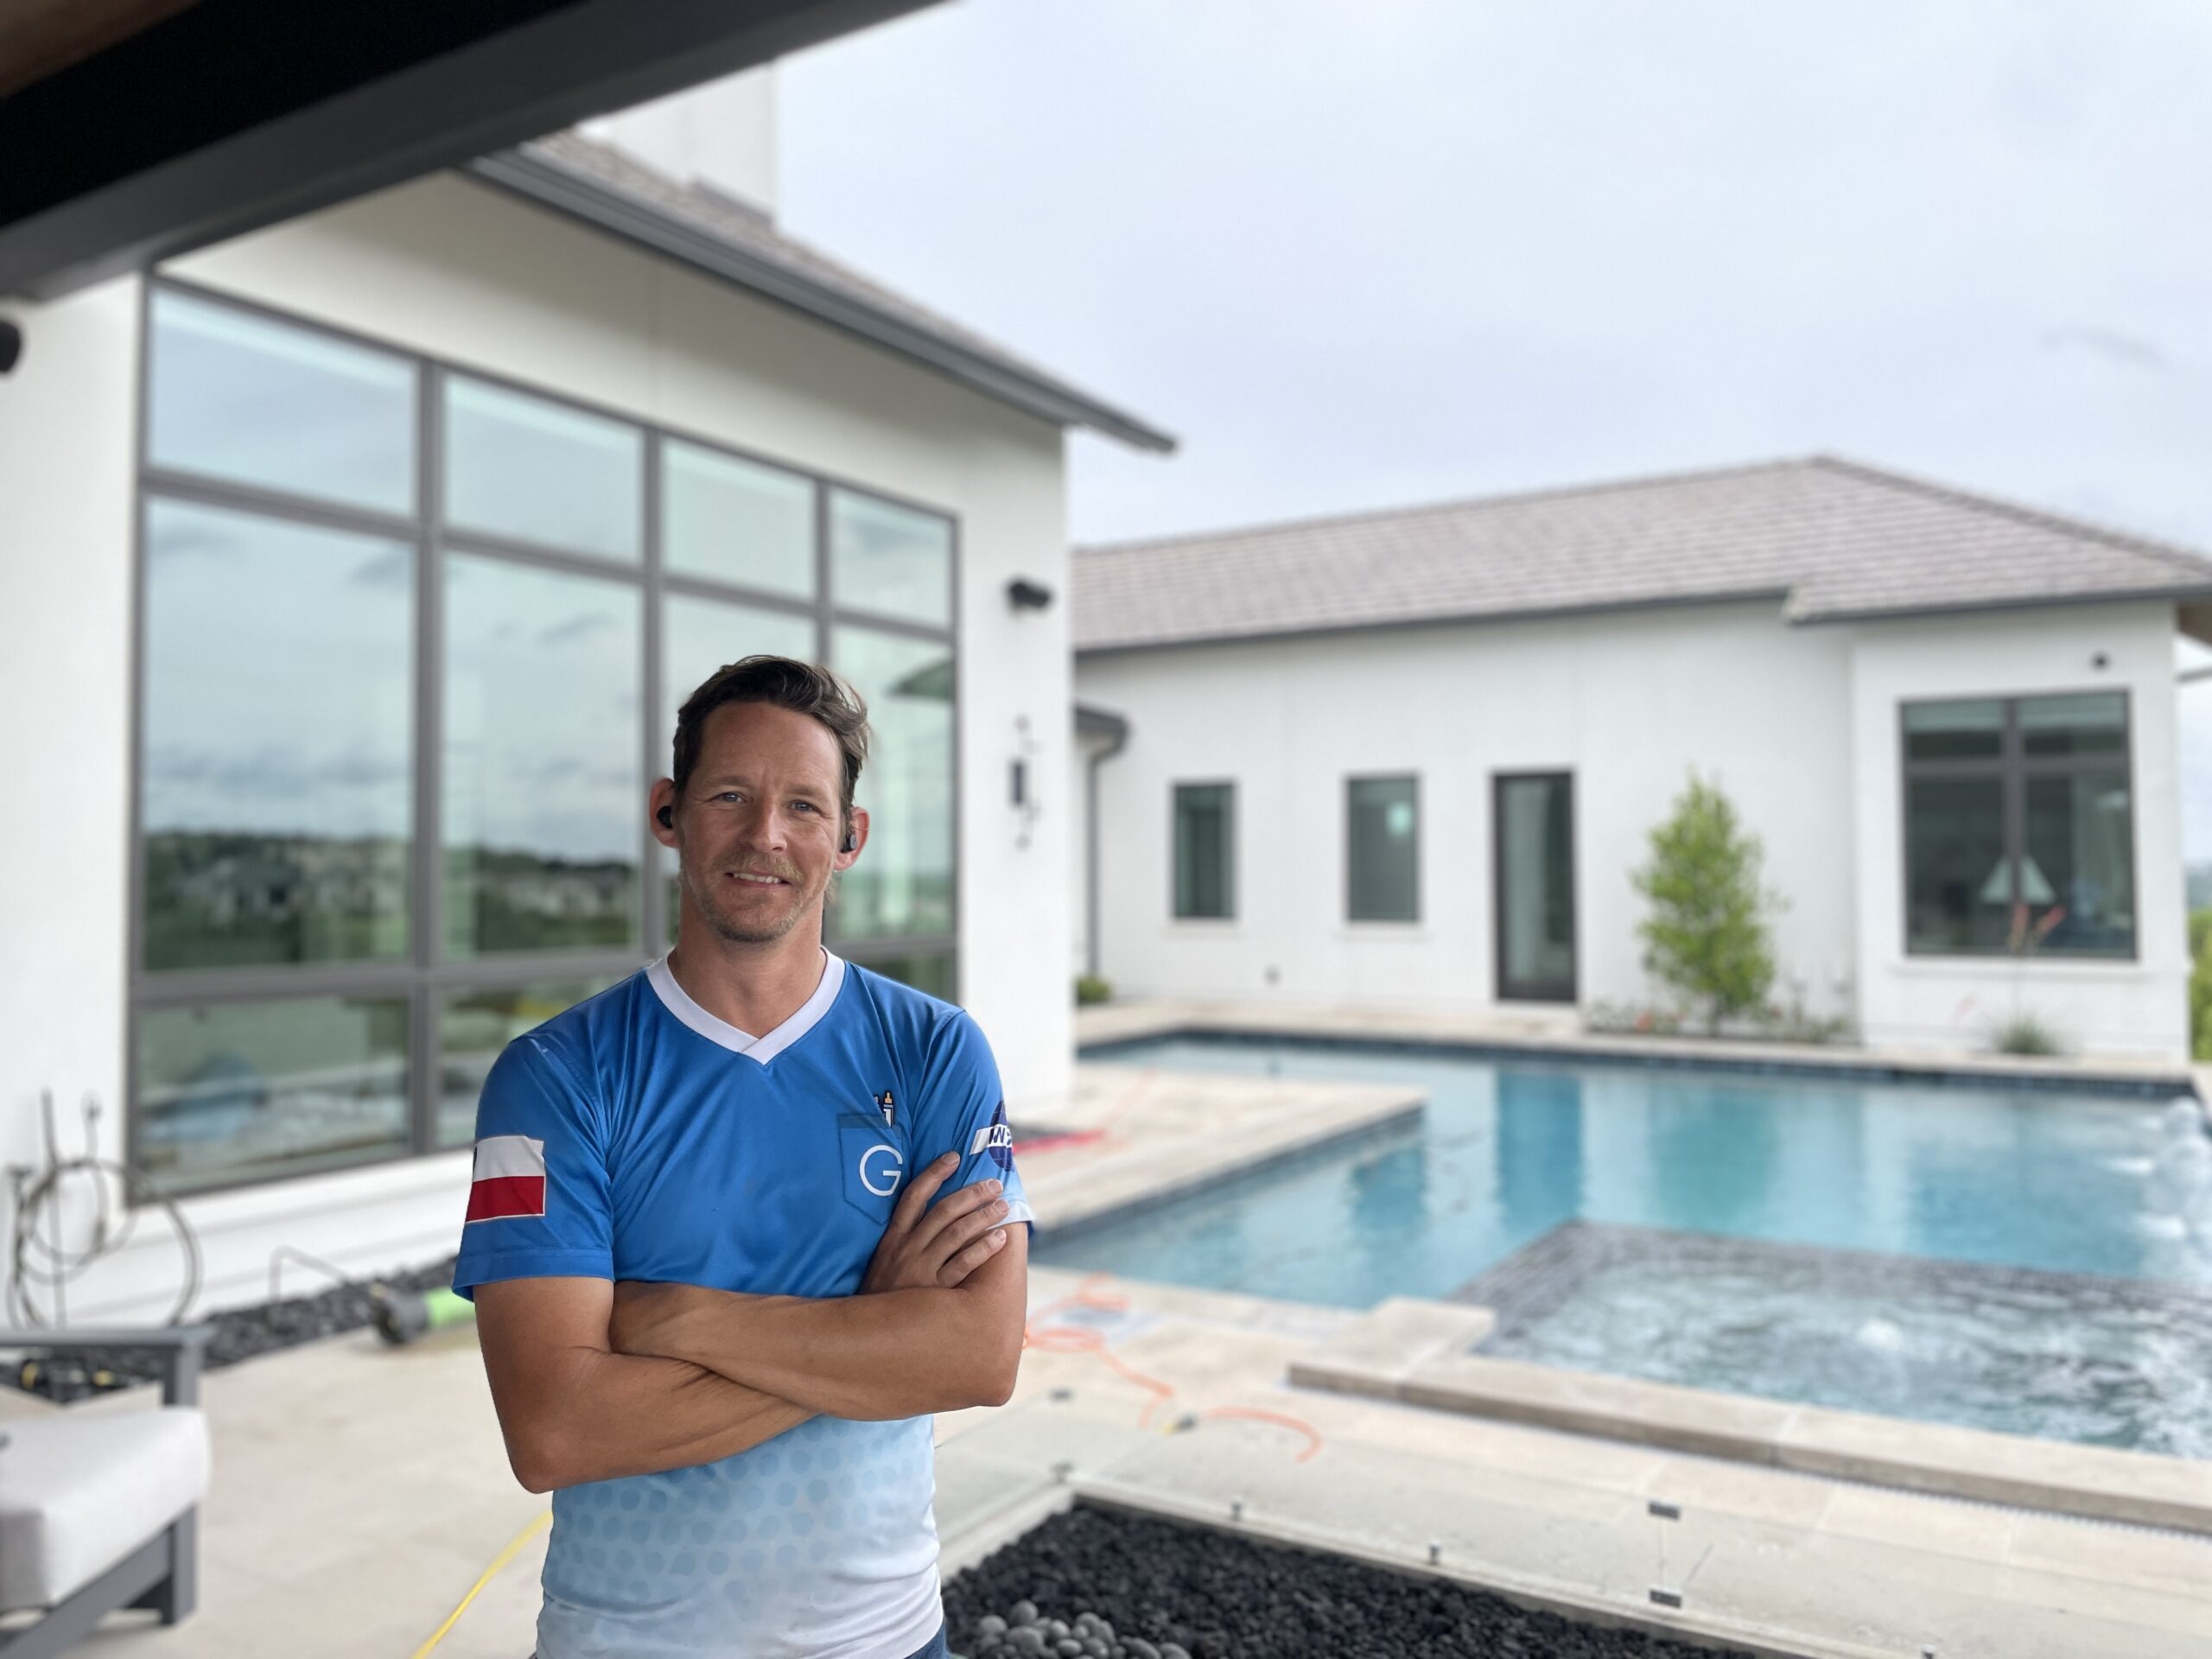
[671,657,870,829]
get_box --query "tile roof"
[463,133,1173,453]
[1071,457,2212,652]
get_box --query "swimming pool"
[1037,1035,2212,1454]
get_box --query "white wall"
[0,276,143,1306]
[1077,601,1859,1022]
[580,66,779,216]
[1847,603,2187,1059]
[1,170,1072,1320]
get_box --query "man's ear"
[649,779,679,849]
[838,805,870,865]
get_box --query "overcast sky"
[779,0,2212,853]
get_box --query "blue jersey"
[451,950,1030,1659]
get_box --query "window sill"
[1338,924,1428,941]
[156,1147,474,1232]
[1887,954,2154,980]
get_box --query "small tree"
[1631,772,1779,1034]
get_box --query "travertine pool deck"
[5,1266,2207,1658]
[1080,997,2203,1096]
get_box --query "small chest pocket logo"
[837,1114,905,1220]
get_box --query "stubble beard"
[681,858,823,945]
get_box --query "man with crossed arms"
[452,656,1031,1658]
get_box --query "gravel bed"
[946,1504,1771,1659]
[4,1255,459,1402]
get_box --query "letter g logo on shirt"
[858,1141,903,1197]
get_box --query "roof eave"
[461,148,1176,454]
[1788,587,2212,628]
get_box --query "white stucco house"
[0,67,1169,1321]
[1071,459,2212,1063]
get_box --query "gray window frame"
[128,276,963,1200]
[1492,769,1578,1003]
[1169,779,1236,921]
[1897,689,2136,962]
[1344,772,1421,925]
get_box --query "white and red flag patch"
[467,1135,547,1223]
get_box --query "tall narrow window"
[1903,693,2133,958]
[1495,772,1576,1000]
[1348,776,1420,923]
[1173,783,1235,919]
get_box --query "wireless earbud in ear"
[657,805,674,830]
[841,825,858,855]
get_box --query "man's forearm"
[621,1286,1017,1421]
[505,1343,812,1491]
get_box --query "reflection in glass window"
[148,289,416,514]
[664,441,815,598]
[444,376,642,561]
[849,952,957,1002]
[1173,783,1235,919]
[1902,693,2133,958]
[141,499,412,969]
[444,556,642,956]
[437,980,616,1147]
[830,490,951,627]
[831,627,953,941]
[662,594,819,755]
[137,997,409,1193]
[1348,776,1420,922]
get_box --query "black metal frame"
[127,276,962,1201]
[0,1325,211,1655]
[1491,770,1578,1003]
[1344,772,1421,925]
[1168,779,1236,922]
[1897,689,2138,962]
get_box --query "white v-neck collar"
[645,948,847,1066]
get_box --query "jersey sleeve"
[912,1010,1032,1228]
[450,1035,616,1300]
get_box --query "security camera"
[0,321,20,376]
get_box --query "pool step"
[1289,1298,2212,1537]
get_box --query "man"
[452,655,1032,1659]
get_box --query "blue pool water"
[1036,1037,2212,1452]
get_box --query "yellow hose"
[412,1508,551,1657]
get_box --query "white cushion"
[0,1406,209,1611]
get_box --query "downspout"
[1084,714,1129,982]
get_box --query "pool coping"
[1077,1002,2203,1100]
[1289,1298,2212,1538]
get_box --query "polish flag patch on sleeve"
[467,1135,547,1223]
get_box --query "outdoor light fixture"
[0,320,21,375]
[1006,577,1053,611]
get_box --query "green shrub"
[1073,974,1113,1007]
[1992,1010,2063,1057]
[1631,772,1780,1036]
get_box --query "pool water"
[1036,1037,2212,1452]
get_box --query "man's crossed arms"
[475,1155,1024,1493]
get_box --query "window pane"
[1348,777,1419,922]
[2024,773,2134,957]
[1498,775,1575,996]
[1903,699,2004,763]
[2021,691,2127,759]
[137,997,409,1194]
[664,441,815,598]
[1905,777,2010,953]
[830,626,953,940]
[438,980,617,1148]
[444,556,641,956]
[444,376,641,561]
[149,289,416,514]
[830,490,951,627]
[141,499,412,969]
[849,951,957,1001]
[1173,783,1235,919]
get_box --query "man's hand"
[861,1152,1012,1294]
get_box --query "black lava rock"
[944,1503,1776,1659]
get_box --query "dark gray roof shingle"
[1072,457,2212,652]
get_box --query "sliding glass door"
[1494,772,1576,1001]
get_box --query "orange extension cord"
[1021,1274,1325,1464]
